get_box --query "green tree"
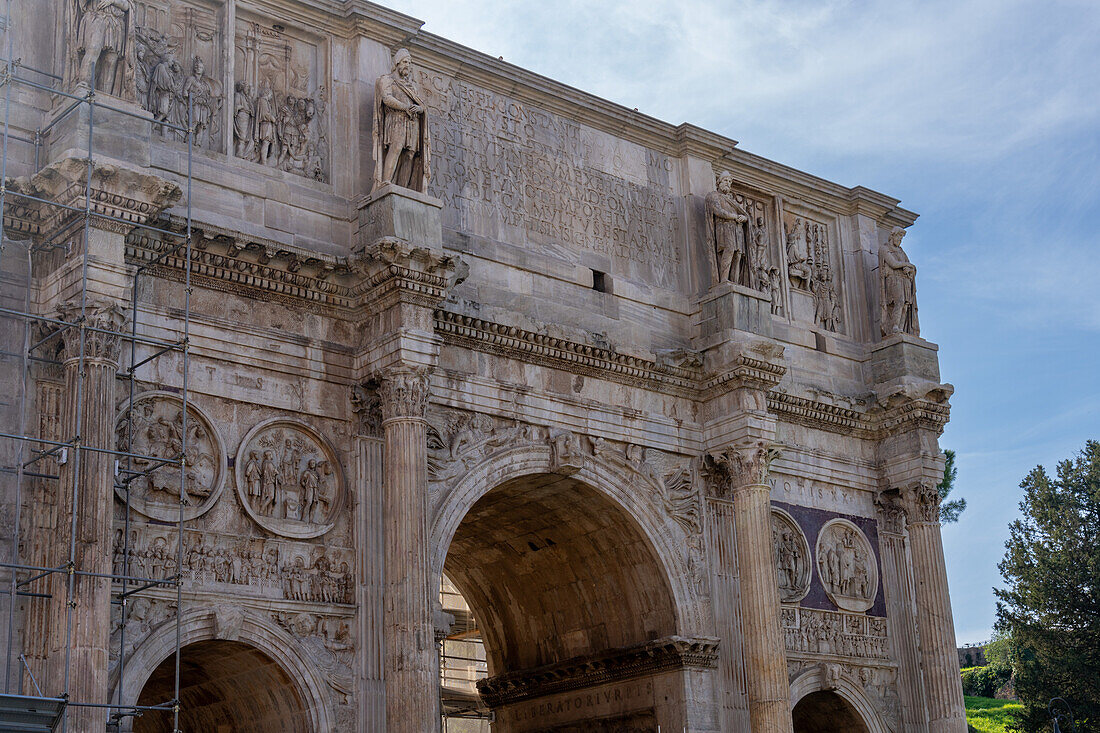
[939,448,967,524]
[994,440,1100,732]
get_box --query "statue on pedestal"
[372,48,431,193]
[879,226,919,336]
[70,0,134,97]
[705,171,753,287]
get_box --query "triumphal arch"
[0,1,968,731]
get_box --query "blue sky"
[382,0,1100,643]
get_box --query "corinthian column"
[376,367,436,732]
[874,490,928,733]
[904,481,967,733]
[47,300,127,731]
[714,441,792,733]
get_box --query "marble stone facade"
[1,1,966,731]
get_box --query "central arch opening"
[442,472,682,731]
[134,639,309,733]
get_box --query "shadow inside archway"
[134,639,309,733]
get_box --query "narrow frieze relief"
[113,526,353,604]
[781,605,889,660]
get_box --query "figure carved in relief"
[244,450,261,500]
[879,226,919,337]
[372,48,431,192]
[233,82,255,158]
[300,459,320,523]
[255,80,278,166]
[71,0,132,96]
[259,449,279,514]
[180,56,217,148]
[149,56,182,134]
[785,217,812,289]
[705,172,753,287]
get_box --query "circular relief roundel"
[114,391,227,522]
[771,509,811,603]
[815,518,879,613]
[234,418,345,540]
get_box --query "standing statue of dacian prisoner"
[70,0,134,97]
[372,48,431,193]
[879,226,920,337]
[705,171,754,287]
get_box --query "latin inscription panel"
[417,71,682,284]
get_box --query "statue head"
[889,226,906,248]
[393,48,412,78]
[715,171,734,194]
[192,56,204,77]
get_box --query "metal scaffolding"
[0,1,193,729]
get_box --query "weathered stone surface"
[2,1,967,731]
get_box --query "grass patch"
[966,695,1022,733]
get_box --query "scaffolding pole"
[0,2,193,729]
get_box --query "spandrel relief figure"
[879,225,920,337]
[705,172,753,287]
[372,48,431,192]
[70,0,133,96]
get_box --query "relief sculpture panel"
[235,419,344,539]
[783,210,842,332]
[772,509,811,603]
[815,519,879,613]
[233,17,329,181]
[114,391,226,522]
[132,1,225,151]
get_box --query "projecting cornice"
[476,635,719,708]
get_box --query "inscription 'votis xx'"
[418,72,680,275]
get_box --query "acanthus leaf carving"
[874,490,908,535]
[704,441,779,497]
[56,298,128,364]
[376,368,431,421]
[909,481,941,524]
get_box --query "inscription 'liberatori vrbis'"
[419,73,680,274]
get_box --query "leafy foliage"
[939,448,967,524]
[994,440,1100,732]
[962,665,1012,698]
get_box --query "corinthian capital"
[903,481,941,524]
[55,299,128,365]
[375,367,432,421]
[874,489,908,535]
[703,440,779,498]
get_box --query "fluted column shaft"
[47,302,124,731]
[906,484,967,733]
[378,369,436,733]
[875,493,929,732]
[732,480,793,733]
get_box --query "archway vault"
[432,443,718,731]
[430,443,710,642]
[112,609,335,732]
